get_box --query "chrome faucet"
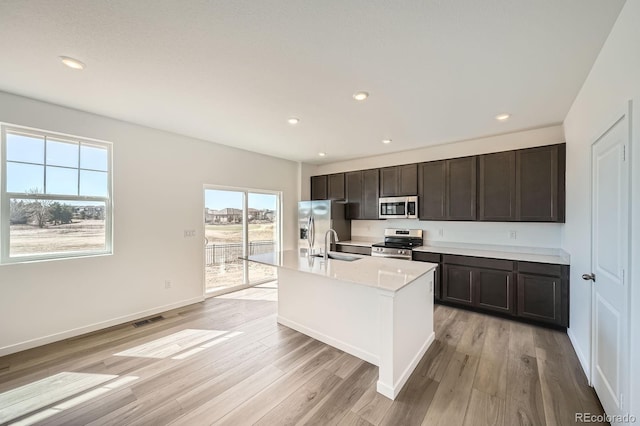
[324,229,339,263]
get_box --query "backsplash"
[351,219,563,248]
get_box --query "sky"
[205,189,277,211]
[6,132,108,197]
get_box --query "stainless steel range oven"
[371,228,423,260]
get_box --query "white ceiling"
[0,1,625,164]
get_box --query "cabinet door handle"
[506,275,510,310]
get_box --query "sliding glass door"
[204,187,280,295]
[247,193,278,283]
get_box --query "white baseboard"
[378,331,435,400]
[277,315,380,366]
[376,381,395,399]
[0,296,205,357]
[567,327,591,384]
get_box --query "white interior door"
[589,107,630,417]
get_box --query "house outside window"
[1,124,113,262]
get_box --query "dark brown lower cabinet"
[437,255,569,328]
[517,273,561,323]
[476,269,515,314]
[517,273,567,326]
[442,264,514,314]
[335,244,372,256]
[442,264,474,306]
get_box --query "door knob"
[582,273,596,282]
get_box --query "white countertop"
[247,250,437,292]
[336,238,569,265]
[413,241,570,265]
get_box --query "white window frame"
[0,123,113,263]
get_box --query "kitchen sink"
[312,252,361,262]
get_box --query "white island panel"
[253,250,437,400]
[379,273,434,398]
[277,268,380,364]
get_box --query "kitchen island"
[248,250,437,400]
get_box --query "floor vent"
[133,315,164,328]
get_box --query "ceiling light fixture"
[495,113,511,121]
[382,139,392,144]
[59,56,85,70]
[353,91,369,101]
[318,152,326,157]
[287,117,300,125]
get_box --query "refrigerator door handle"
[309,215,315,250]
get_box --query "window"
[1,124,112,262]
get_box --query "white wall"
[351,220,562,249]
[314,125,564,174]
[308,125,565,249]
[563,0,640,418]
[0,91,299,356]
[298,162,318,201]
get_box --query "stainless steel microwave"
[378,196,418,219]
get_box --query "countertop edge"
[246,252,437,292]
[412,246,570,265]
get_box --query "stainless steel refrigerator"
[298,200,351,255]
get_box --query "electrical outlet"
[438,228,444,237]
[184,230,196,238]
[164,280,171,289]
[509,231,517,239]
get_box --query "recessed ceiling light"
[318,152,326,157]
[353,91,369,101]
[495,113,511,121]
[287,117,300,125]
[59,56,85,70]
[382,139,392,144]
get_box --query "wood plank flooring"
[0,283,606,425]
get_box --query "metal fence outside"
[205,240,275,265]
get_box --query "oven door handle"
[371,253,412,260]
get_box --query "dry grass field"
[204,222,276,244]
[9,220,106,256]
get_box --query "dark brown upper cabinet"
[311,173,345,200]
[418,157,476,221]
[327,173,345,200]
[310,175,327,200]
[478,144,565,223]
[345,169,379,220]
[311,143,565,222]
[418,160,446,220]
[516,144,565,222]
[379,164,418,197]
[362,169,380,219]
[447,157,477,220]
[479,151,516,221]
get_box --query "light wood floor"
[0,283,606,425]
